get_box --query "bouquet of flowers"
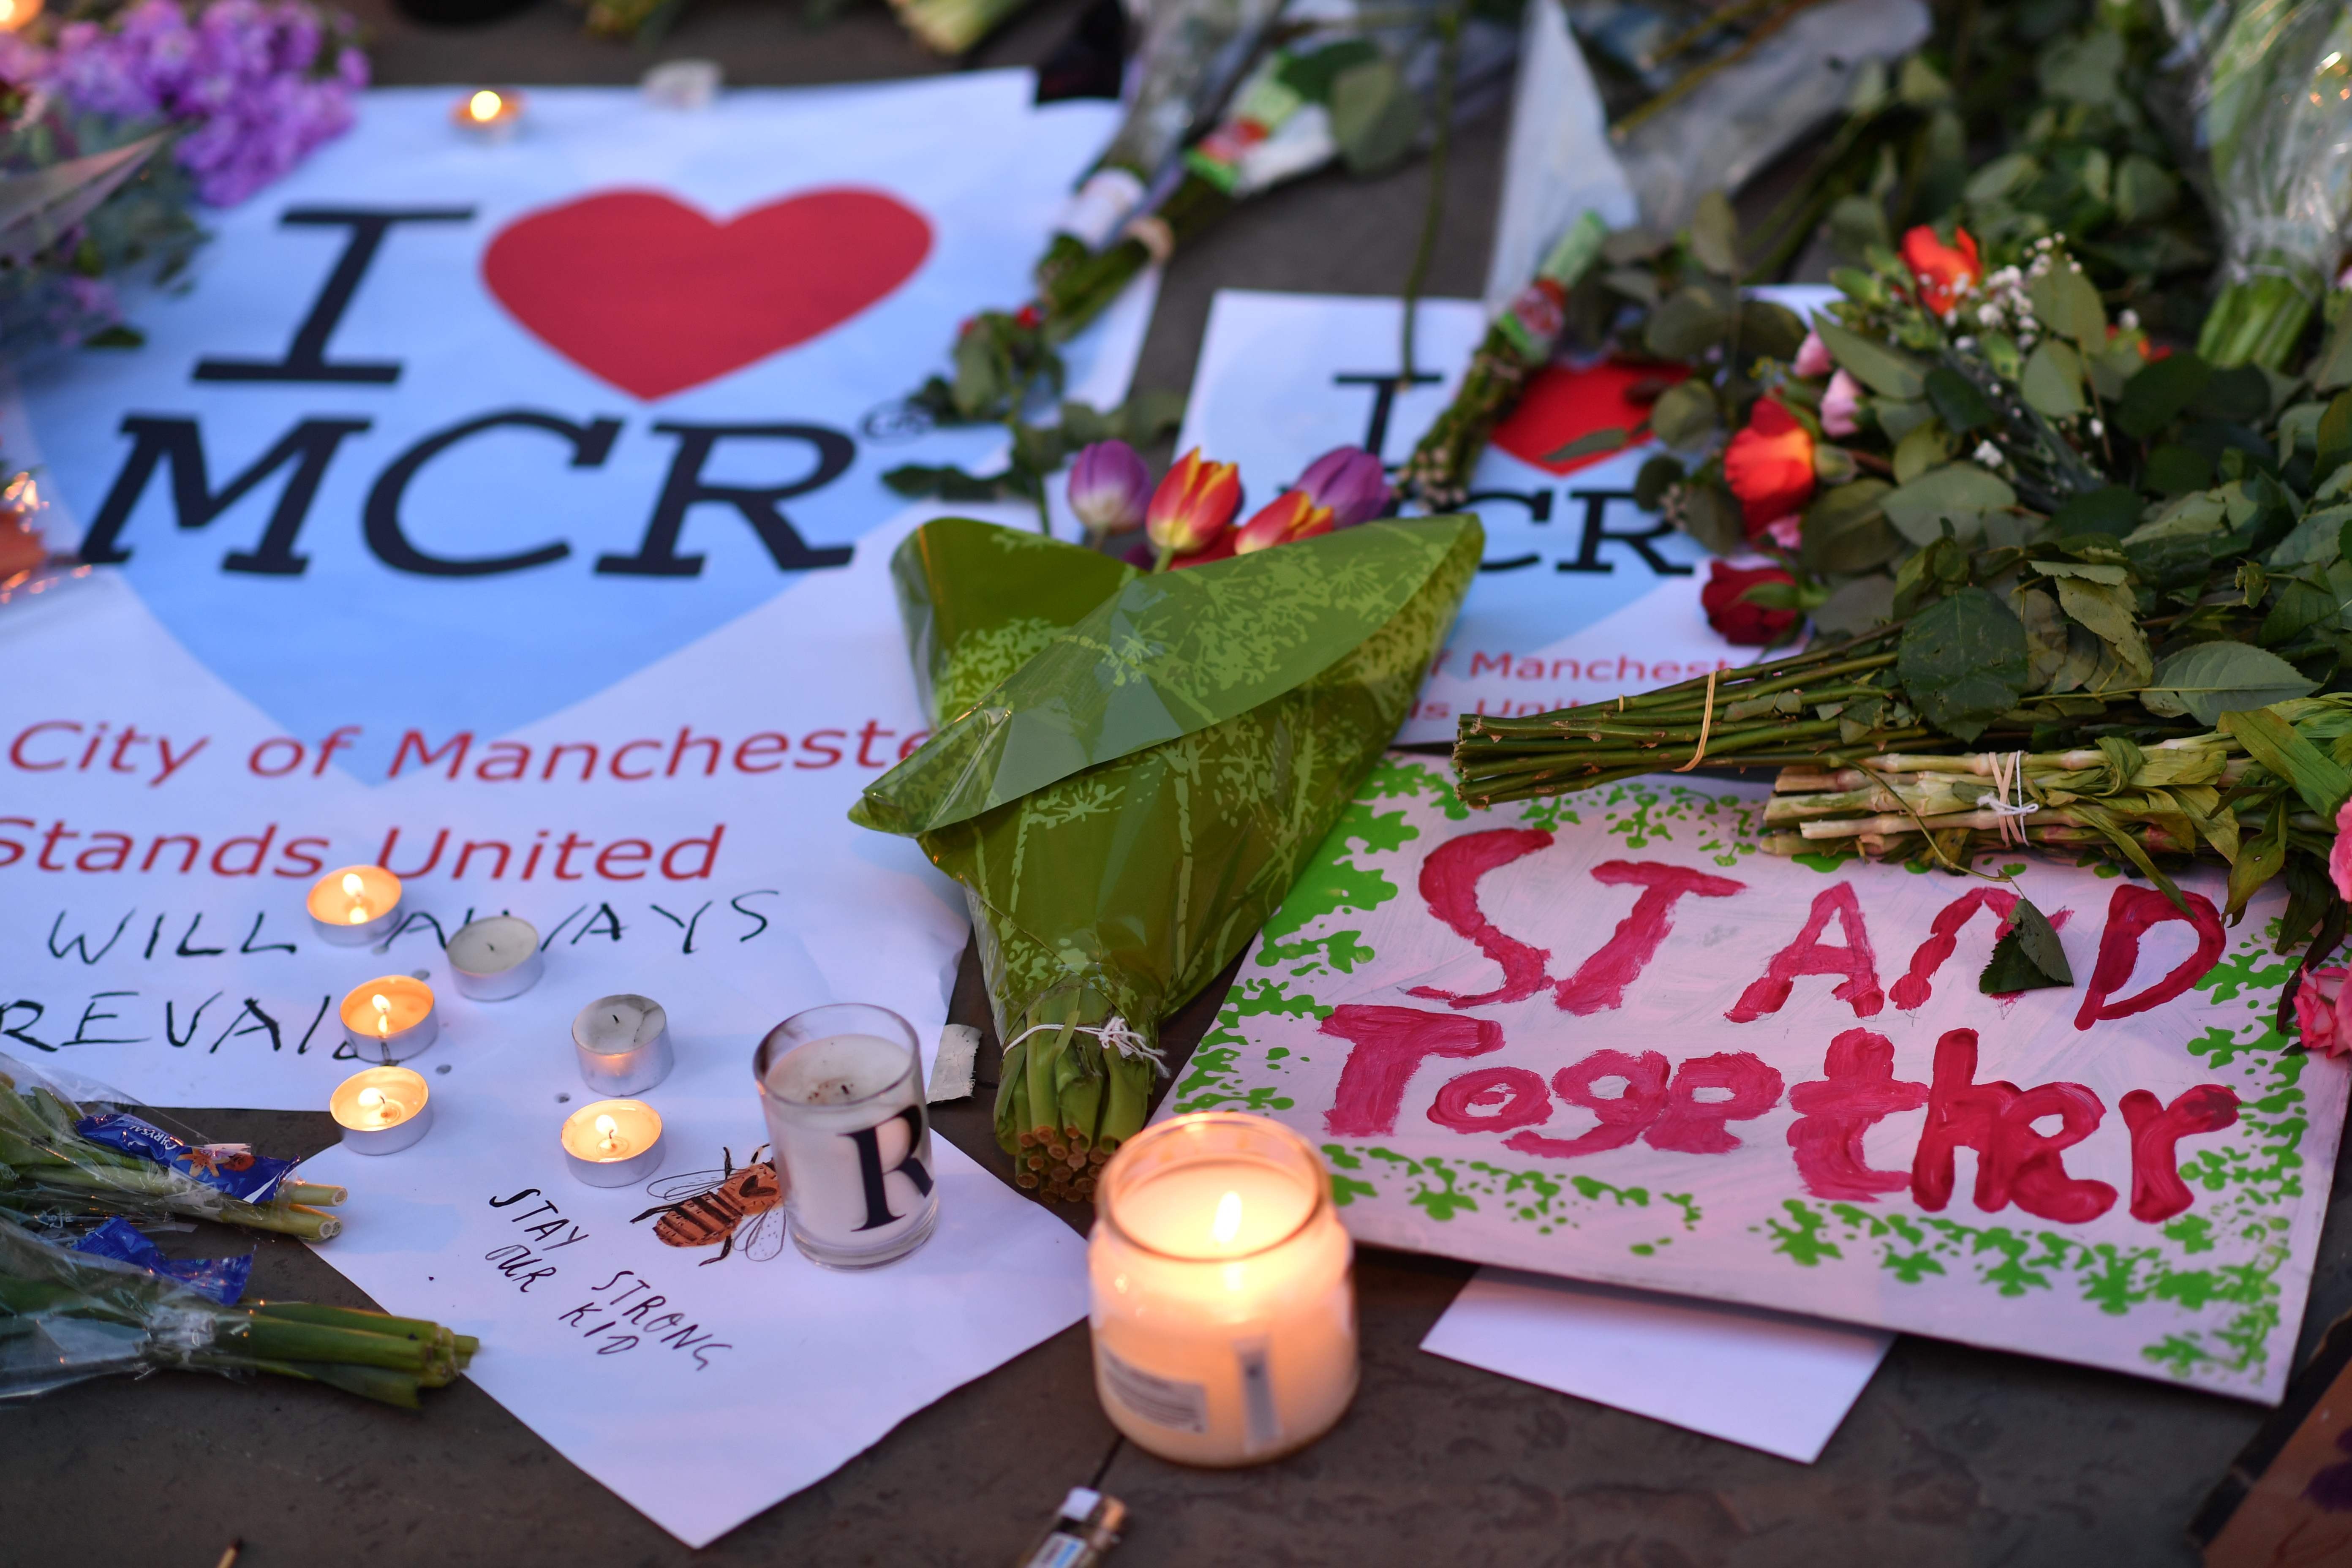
[0,1216,475,1407]
[1452,213,2352,1002]
[0,1053,346,1241]
[854,465,1478,1201]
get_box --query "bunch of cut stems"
[0,1067,343,1241]
[1454,627,1930,808]
[994,985,1157,1203]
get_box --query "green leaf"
[1897,588,2030,741]
[2038,26,2123,105]
[2050,485,2140,536]
[2140,640,2320,723]
[2117,352,2211,439]
[2051,574,2154,682]
[1799,479,1899,574]
[1330,59,1422,176]
[1980,898,2074,994]
[1964,152,2037,204]
[1740,298,1807,361]
[2313,308,2352,393]
[1892,423,1953,485]
[1688,191,1740,277]
[1646,281,1742,359]
[2221,707,2352,820]
[2113,155,2178,223]
[2145,444,2213,495]
[2317,389,2352,483]
[1648,381,1718,449]
[1925,366,1996,432]
[2027,267,2106,350]
[1671,481,1746,556]
[1633,455,1685,511]
[1814,321,1926,400]
[1544,427,1630,463]
[2020,340,2088,418]
[1881,462,2018,546]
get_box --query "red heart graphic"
[1489,360,1687,475]
[482,188,933,400]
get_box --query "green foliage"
[1898,588,2030,740]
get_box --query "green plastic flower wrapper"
[852,514,1481,1200]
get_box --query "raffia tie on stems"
[1984,750,2039,848]
[1671,669,1719,773]
[1002,1014,1170,1076]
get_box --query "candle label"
[1097,1345,1208,1435]
[1234,1337,1282,1454]
[74,1111,294,1202]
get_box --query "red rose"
[1900,225,1982,315]
[1702,560,1799,646]
[1721,398,1814,536]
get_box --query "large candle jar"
[1088,1112,1356,1466]
[754,1003,937,1271]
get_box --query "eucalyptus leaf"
[2020,340,2088,418]
[1816,321,1927,400]
[2141,640,2320,723]
[1881,462,2018,546]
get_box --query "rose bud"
[1722,398,1816,537]
[1820,370,1863,438]
[1900,224,1982,315]
[1292,445,1390,528]
[1067,439,1151,536]
[1146,448,1244,565]
[1793,331,1833,378]
[1233,490,1338,555]
[2294,965,2352,1059]
[1701,559,1800,646]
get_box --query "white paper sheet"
[298,1008,1090,1547]
[1423,1267,1891,1462]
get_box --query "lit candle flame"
[342,870,370,923]
[357,1086,383,1111]
[341,871,364,896]
[595,1112,622,1156]
[468,90,503,122]
[1211,1190,1243,1247]
[372,992,392,1039]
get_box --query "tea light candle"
[306,864,401,947]
[572,994,673,1094]
[339,976,438,1064]
[560,1098,664,1187]
[1087,1112,1356,1466]
[446,915,543,1001]
[453,87,524,141]
[328,1066,432,1155]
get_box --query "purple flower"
[1292,446,1388,528]
[1066,439,1150,535]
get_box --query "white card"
[1423,1266,1891,1463]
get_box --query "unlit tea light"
[329,1066,432,1155]
[572,994,672,1094]
[306,864,401,947]
[339,975,438,1064]
[447,915,543,1000]
[561,1098,663,1186]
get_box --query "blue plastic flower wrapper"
[0,1051,343,1241]
[74,1112,295,1204]
[70,1217,252,1305]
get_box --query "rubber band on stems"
[1672,669,1719,773]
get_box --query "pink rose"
[1821,370,1862,438]
[1764,514,1803,551]
[1794,330,1832,378]
[2295,966,2352,1058]
[2331,797,2352,901]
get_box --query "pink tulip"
[1292,445,1389,528]
[2295,966,2352,1058]
[1145,448,1244,563]
[1821,369,1862,438]
[1066,440,1150,536]
[2332,798,2352,901]
[1794,331,1832,378]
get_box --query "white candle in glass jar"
[446,915,542,1000]
[307,864,401,947]
[338,976,438,1064]
[1088,1112,1356,1466]
[572,994,673,1094]
[754,1004,937,1270]
[329,1066,432,1155]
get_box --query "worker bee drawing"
[632,1145,785,1264]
